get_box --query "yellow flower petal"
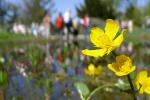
[112,29,126,47]
[135,80,140,91]
[90,27,104,48]
[115,72,129,76]
[82,19,126,57]
[84,68,92,76]
[134,70,150,94]
[81,49,107,57]
[144,78,150,94]
[106,47,115,55]
[85,64,95,76]
[90,27,111,48]
[108,63,119,73]
[145,87,150,94]
[115,66,135,76]
[139,87,144,94]
[84,64,102,76]
[95,66,103,75]
[129,66,136,73]
[116,55,131,63]
[105,29,126,55]
[88,64,95,71]
[105,19,119,40]
[136,70,148,84]
[108,55,135,76]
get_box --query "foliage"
[20,0,55,25]
[26,45,45,68]
[143,0,150,16]
[76,0,118,19]
[74,82,90,98]
[0,0,18,25]
[123,5,143,26]
[0,62,8,86]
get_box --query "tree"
[76,0,119,19]
[123,0,143,26]
[0,0,6,22]
[0,0,18,25]
[143,0,150,16]
[21,0,55,25]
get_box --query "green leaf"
[0,70,8,86]
[74,82,90,97]
[46,79,52,91]
[115,79,129,90]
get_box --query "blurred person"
[13,22,26,34]
[72,17,79,37]
[56,48,63,64]
[121,20,128,29]
[82,14,90,35]
[82,14,90,47]
[18,24,26,34]
[42,14,51,37]
[127,42,133,54]
[128,20,133,32]
[146,17,150,31]
[38,23,46,36]
[13,23,18,33]
[63,9,72,33]
[31,22,38,36]
[63,8,72,45]
[55,13,64,35]
[72,16,80,45]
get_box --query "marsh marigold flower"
[108,55,135,76]
[135,70,150,94]
[84,64,103,76]
[82,19,126,57]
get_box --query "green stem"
[79,90,86,100]
[127,75,137,100]
[86,84,115,100]
[111,52,117,59]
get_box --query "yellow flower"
[84,64,103,76]
[135,70,150,94]
[108,55,135,76]
[82,19,126,57]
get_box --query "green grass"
[0,32,35,43]
[0,32,56,45]
[0,32,48,51]
[0,27,150,46]
[126,27,150,45]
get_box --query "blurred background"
[1,0,150,100]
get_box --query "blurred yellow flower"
[85,64,103,76]
[108,55,135,76]
[82,19,126,57]
[135,70,150,94]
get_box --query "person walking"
[82,14,90,47]
[55,13,64,35]
[63,8,72,46]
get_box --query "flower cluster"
[82,19,150,96]
[108,55,135,76]
[84,64,103,76]
[82,19,126,57]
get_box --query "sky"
[6,0,84,21]
[6,0,148,21]
[6,0,148,14]
[54,0,83,16]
